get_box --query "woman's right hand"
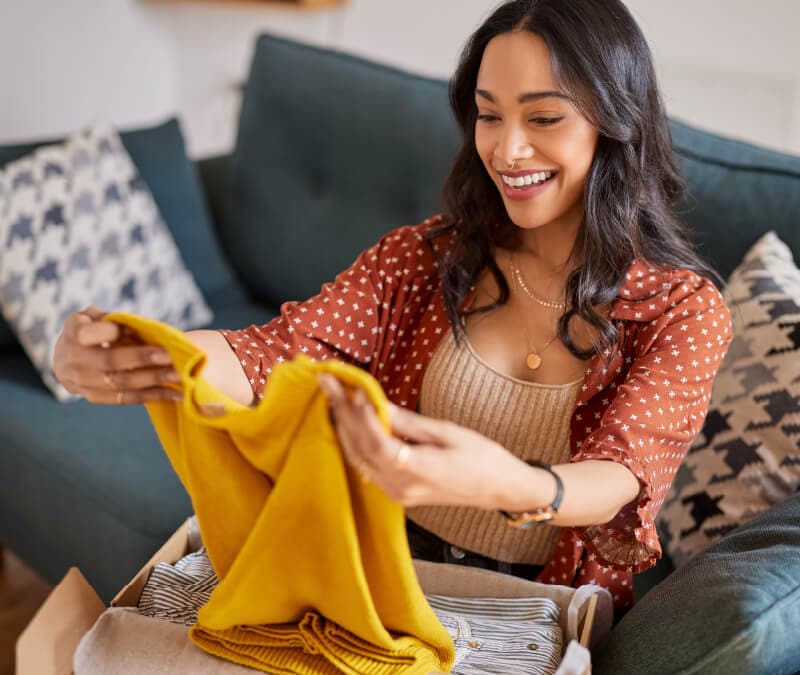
[53,306,183,405]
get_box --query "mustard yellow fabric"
[106,312,455,675]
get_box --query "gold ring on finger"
[116,390,124,405]
[394,441,412,466]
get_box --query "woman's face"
[474,30,599,235]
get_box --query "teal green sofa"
[1,34,798,613]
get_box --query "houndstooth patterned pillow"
[0,123,212,401]
[658,231,800,567]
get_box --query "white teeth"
[502,170,555,187]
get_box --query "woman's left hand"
[316,373,527,510]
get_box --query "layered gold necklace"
[511,258,567,310]
[510,253,566,370]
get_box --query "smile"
[498,170,558,200]
[500,170,556,187]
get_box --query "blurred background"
[1,0,798,159]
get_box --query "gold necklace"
[510,259,559,370]
[511,253,567,310]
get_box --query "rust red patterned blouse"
[220,215,732,610]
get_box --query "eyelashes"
[476,115,564,126]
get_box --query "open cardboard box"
[17,518,605,675]
[16,519,194,675]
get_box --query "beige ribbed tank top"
[407,329,582,565]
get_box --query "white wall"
[2,1,799,159]
[625,0,800,155]
[0,0,177,143]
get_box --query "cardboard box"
[16,519,193,675]
[17,519,604,675]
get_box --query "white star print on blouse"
[220,215,732,611]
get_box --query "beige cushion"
[658,231,800,566]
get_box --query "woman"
[53,0,732,612]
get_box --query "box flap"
[111,518,190,608]
[579,593,598,648]
[15,567,104,675]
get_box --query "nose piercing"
[507,159,516,170]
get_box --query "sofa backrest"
[219,34,459,308]
[670,120,800,279]
[219,33,800,305]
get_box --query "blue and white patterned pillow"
[0,123,213,400]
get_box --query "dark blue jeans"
[406,518,544,580]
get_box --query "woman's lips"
[500,172,557,201]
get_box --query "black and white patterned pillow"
[658,232,800,567]
[0,123,212,400]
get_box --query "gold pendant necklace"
[510,255,559,370]
[525,335,558,370]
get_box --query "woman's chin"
[504,209,551,231]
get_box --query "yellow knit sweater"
[106,312,454,674]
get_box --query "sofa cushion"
[593,491,800,675]
[0,118,246,352]
[0,300,273,599]
[0,348,191,600]
[0,123,213,400]
[658,231,800,567]
[220,33,459,308]
[670,119,800,279]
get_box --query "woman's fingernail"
[166,370,181,383]
[317,374,332,393]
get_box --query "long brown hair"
[429,0,721,360]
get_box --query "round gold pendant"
[526,352,542,370]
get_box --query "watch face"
[503,508,555,528]
[518,510,555,528]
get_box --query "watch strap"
[499,459,564,528]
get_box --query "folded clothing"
[138,547,216,626]
[137,544,563,674]
[429,595,562,675]
[77,601,564,675]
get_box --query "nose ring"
[507,159,516,170]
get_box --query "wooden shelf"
[145,0,348,9]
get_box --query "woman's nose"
[496,124,535,166]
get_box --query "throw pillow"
[658,231,800,567]
[0,123,212,401]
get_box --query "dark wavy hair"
[428,0,721,361]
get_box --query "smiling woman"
[53,0,733,626]
[474,32,598,238]
[438,0,717,366]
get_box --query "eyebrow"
[475,88,572,104]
